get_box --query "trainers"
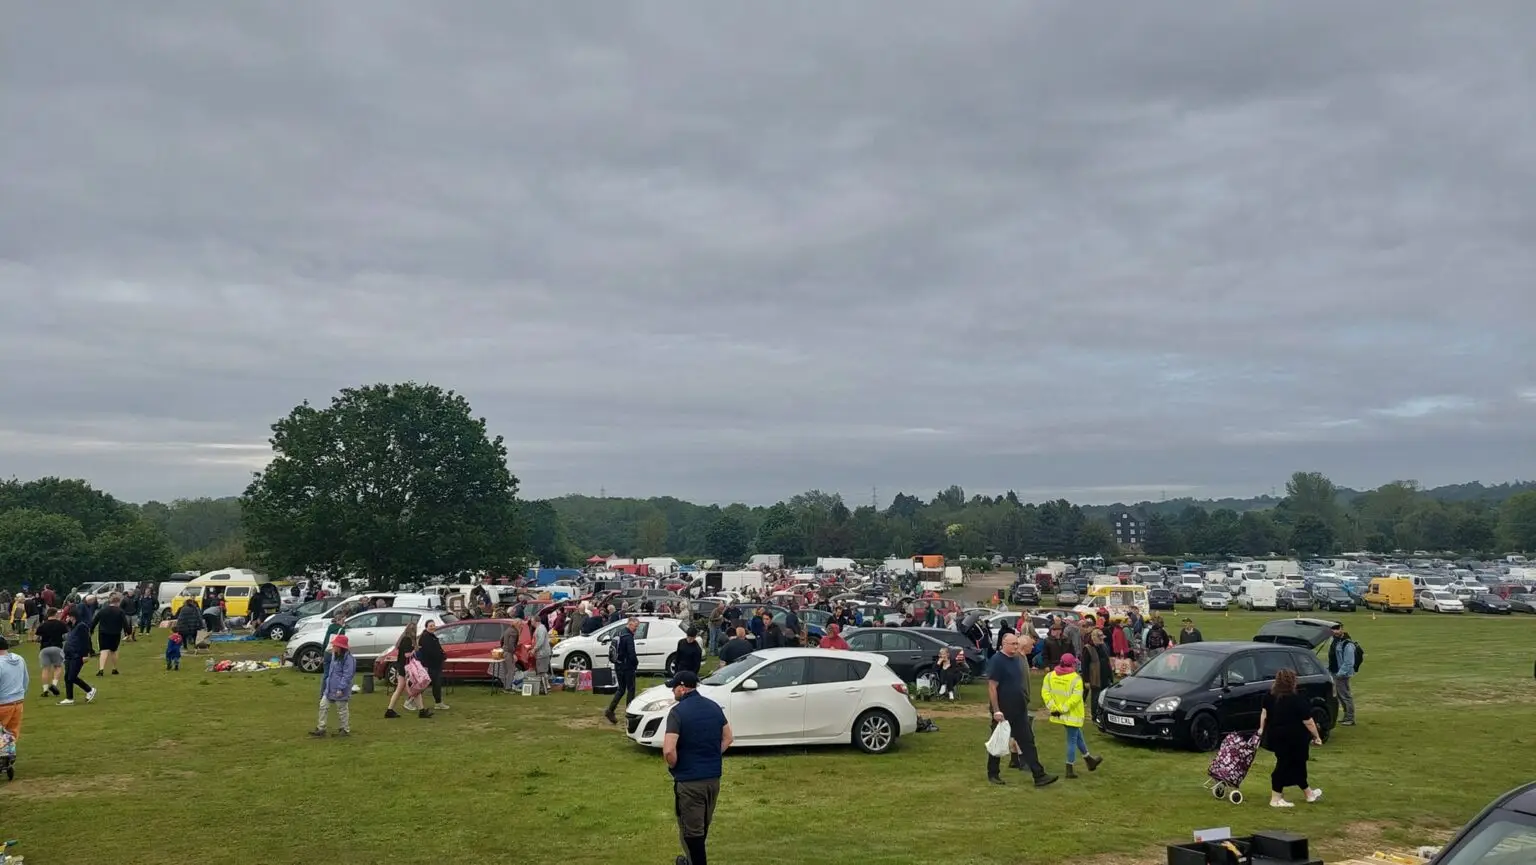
[384,709,400,719]
[111,670,119,676]
[85,689,96,703]
[1340,719,1355,726]
[96,670,104,677]
[603,710,617,725]
[337,730,350,737]
[435,704,450,711]
[418,709,433,719]
[308,729,327,738]
[987,775,1006,786]
[1306,788,1323,803]
[58,698,75,705]
[1271,799,1295,808]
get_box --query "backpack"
[608,635,622,666]
[1349,639,1365,671]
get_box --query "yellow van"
[1364,576,1415,613]
[170,568,287,619]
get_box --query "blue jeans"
[708,625,722,655]
[1065,726,1090,764]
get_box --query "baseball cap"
[665,670,699,689]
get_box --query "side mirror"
[740,679,759,691]
[597,635,611,644]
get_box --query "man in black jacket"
[717,627,753,665]
[604,617,640,725]
[674,627,703,678]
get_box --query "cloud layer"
[3,2,1533,505]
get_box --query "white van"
[1409,574,1451,592]
[1236,578,1278,611]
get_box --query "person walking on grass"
[1257,668,1323,808]
[0,637,28,746]
[175,597,202,655]
[1042,652,1102,779]
[603,616,640,725]
[34,609,67,696]
[136,584,156,635]
[384,622,419,719]
[59,611,96,705]
[310,634,355,738]
[984,633,1057,788]
[1327,624,1358,726]
[92,593,129,677]
[416,619,448,714]
[663,670,732,865]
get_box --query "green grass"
[1,611,1533,865]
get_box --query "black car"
[1148,588,1176,611]
[1096,618,1339,751]
[1173,584,1201,604]
[1314,588,1357,613]
[1433,781,1536,865]
[1276,588,1316,612]
[904,627,985,677]
[1010,582,1041,605]
[1465,594,1512,615]
[1510,593,1536,614]
[843,627,972,682]
[254,597,332,642]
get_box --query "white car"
[624,647,918,754]
[285,607,456,673]
[1420,590,1465,614]
[1198,591,1229,611]
[551,616,688,676]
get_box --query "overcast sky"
[2,2,1533,508]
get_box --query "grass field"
[1,610,1532,865]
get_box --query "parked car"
[1419,590,1465,614]
[1430,781,1536,865]
[1054,586,1082,605]
[1173,584,1201,605]
[1507,593,1536,614]
[623,647,919,754]
[551,616,689,676]
[1197,591,1229,611]
[903,627,985,676]
[1313,588,1357,613]
[841,627,968,682]
[1009,582,1041,606]
[1276,588,1316,612]
[1096,618,1339,751]
[1148,588,1176,611]
[373,619,518,684]
[255,598,330,642]
[285,608,457,673]
[1465,594,1512,615]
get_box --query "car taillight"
[891,683,908,695]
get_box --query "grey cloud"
[2,2,1534,506]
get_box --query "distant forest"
[74,476,1536,572]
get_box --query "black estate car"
[1465,594,1512,615]
[843,627,973,682]
[1173,584,1201,604]
[1096,618,1339,751]
[1314,588,1357,613]
[1148,588,1176,610]
[1276,588,1316,612]
[1010,581,1041,606]
[1431,781,1536,865]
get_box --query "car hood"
[1253,617,1339,649]
[1104,675,1191,703]
[633,683,727,712]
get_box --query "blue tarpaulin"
[527,567,582,586]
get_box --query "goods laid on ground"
[1167,830,1319,865]
[204,658,283,672]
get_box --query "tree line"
[3,380,1533,591]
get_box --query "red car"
[372,619,519,684]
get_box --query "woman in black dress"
[1257,668,1324,808]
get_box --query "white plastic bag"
[985,720,1012,757]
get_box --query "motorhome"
[1074,585,1151,619]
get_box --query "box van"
[1364,576,1415,613]
[1236,579,1278,611]
[170,568,287,619]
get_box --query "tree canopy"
[240,382,526,586]
[0,478,175,591]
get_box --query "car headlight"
[1097,689,1108,707]
[1147,696,1181,713]
[636,697,676,713]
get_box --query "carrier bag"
[985,721,1012,757]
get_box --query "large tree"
[241,382,525,586]
[0,508,91,588]
[1497,491,1536,552]
[705,514,750,562]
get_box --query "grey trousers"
[317,695,351,732]
[1334,675,1354,721]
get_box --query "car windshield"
[701,654,763,687]
[1432,592,1455,600]
[1436,813,1536,865]
[1134,649,1221,684]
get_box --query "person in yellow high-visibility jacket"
[1042,653,1103,778]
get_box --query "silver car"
[284,607,457,673]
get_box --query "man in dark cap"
[663,670,731,865]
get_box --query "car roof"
[1501,781,1536,816]
[735,646,891,666]
[1165,641,1309,655]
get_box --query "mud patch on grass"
[2,774,135,799]
[1063,848,1161,865]
[559,716,605,730]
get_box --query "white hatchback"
[284,607,456,673]
[551,616,689,676]
[624,647,918,754]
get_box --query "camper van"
[169,568,286,619]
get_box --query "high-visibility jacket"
[1041,671,1085,727]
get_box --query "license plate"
[1107,713,1135,727]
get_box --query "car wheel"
[1188,712,1221,752]
[852,709,898,754]
[295,646,324,674]
[565,652,591,672]
[266,624,289,642]
[664,654,678,676]
[1311,706,1332,743]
